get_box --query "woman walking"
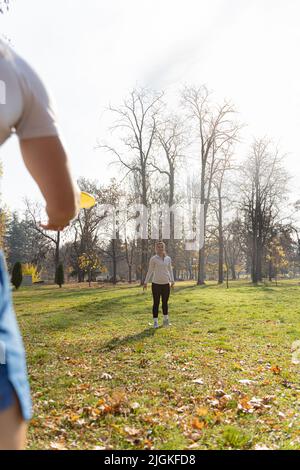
[0,38,79,449]
[143,241,175,328]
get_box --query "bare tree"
[181,85,240,284]
[71,178,119,282]
[239,138,289,283]
[224,218,244,280]
[210,145,235,283]
[98,88,164,283]
[24,199,61,277]
[124,236,135,283]
[150,114,187,267]
[0,1,9,14]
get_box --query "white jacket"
[145,255,174,285]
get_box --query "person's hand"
[40,206,75,231]
[40,220,70,231]
[143,283,148,291]
[171,282,175,289]
[20,136,81,232]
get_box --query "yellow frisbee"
[80,191,96,209]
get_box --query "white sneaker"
[163,318,170,327]
[153,320,159,329]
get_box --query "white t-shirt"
[0,39,58,145]
[145,254,175,285]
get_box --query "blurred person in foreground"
[0,38,80,449]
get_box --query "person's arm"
[20,136,80,230]
[6,49,81,230]
[144,257,155,287]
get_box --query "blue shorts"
[0,251,32,420]
[0,364,15,411]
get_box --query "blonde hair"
[155,241,167,257]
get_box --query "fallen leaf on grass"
[238,397,254,413]
[254,444,271,450]
[143,439,153,449]
[124,426,141,437]
[214,389,226,397]
[190,432,202,441]
[99,404,113,414]
[262,395,276,404]
[271,365,281,375]
[77,383,91,391]
[238,379,256,385]
[188,442,199,449]
[96,399,105,407]
[206,398,220,407]
[70,414,81,423]
[213,410,223,423]
[261,379,271,386]
[101,372,113,380]
[30,418,40,427]
[192,418,205,430]
[192,378,204,385]
[216,348,225,354]
[130,402,140,410]
[232,363,243,371]
[238,396,273,414]
[281,379,295,389]
[177,405,190,413]
[50,442,67,450]
[196,407,209,417]
[249,397,268,409]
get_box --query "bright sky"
[0,0,300,213]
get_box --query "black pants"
[151,283,170,318]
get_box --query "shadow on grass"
[100,327,156,351]
[31,291,153,332]
[14,284,140,303]
[173,284,203,293]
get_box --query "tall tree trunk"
[169,168,176,280]
[128,264,132,284]
[197,170,206,285]
[257,209,263,281]
[252,231,258,283]
[54,231,60,281]
[268,260,273,281]
[257,237,263,282]
[141,173,149,285]
[218,188,224,284]
[124,237,134,284]
[231,264,237,280]
[112,238,117,285]
[198,246,205,285]
[224,246,229,288]
[252,201,258,283]
[141,239,148,284]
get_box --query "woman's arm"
[20,136,80,230]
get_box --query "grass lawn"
[14,280,300,450]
